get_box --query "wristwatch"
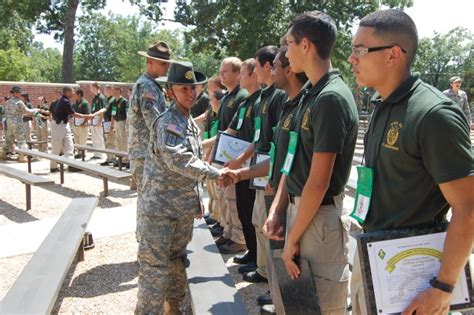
[429,277,455,293]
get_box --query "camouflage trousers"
[2,123,26,155]
[131,158,145,241]
[135,212,194,315]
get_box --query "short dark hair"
[92,82,99,89]
[359,9,418,66]
[254,45,279,67]
[287,11,337,60]
[277,46,308,85]
[63,86,73,93]
[75,89,84,97]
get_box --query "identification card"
[268,142,276,179]
[281,131,298,175]
[236,106,246,130]
[350,166,374,223]
[253,116,261,142]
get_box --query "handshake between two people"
[217,168,240,188]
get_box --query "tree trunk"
[61,0,79,83]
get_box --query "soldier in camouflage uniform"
[128,41,172,192]
[135,62,223,315]
[1,86,45,162]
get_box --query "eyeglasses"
[272,63,289,70]
[351,45,407,57]
[284,38,300,46]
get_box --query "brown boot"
[130,178,137,190]
[164,298,181,315]
[18,155,28,163]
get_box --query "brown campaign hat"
[137,41,173,63]
[9,86,22,93]
[157,61,207,86]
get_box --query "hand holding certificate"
[250,152,270,190]
[212,132,251,167]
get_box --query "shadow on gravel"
[0,199,39,223]
[66,261,139,298]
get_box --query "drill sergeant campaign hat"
[137,41,173,63]
[9,86,23,94]
[157,61,207,86]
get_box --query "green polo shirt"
[217,85,248,131]
[203,105,218,139]
[112,96,128,121]
[91,93,106,114]
[229,90,261,142]
[362,75,473,232]
[254,85,287,153]
[191,91,210,117]
[73,98,90,114]
[286,70,359,197]
[269,90,305,189]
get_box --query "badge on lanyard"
[281,131,298,175]
[268,142,276,178]
[236,106,246,130]
[350,166,374,223]
[253,116,262,142]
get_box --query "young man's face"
[73,93,80,101]
[64,90,73,99]
[170,85,197,110]
[148,59,170,78]
[284,29,305,73]
[239,65,255,90]
[219,63,240,89]
[348,26,391,89]
[272,54,289,90]
[90,86,98,94]
[254,58,270,84]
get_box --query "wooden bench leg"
[60,164,64,184]
[103,178,108,197]
[118,157,123,171]
[25,184,31,211]
[78,238,85,262]
[27,155,32,173]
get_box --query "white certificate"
[91,115,101,126]
[74,117,85,126]
[250,153,270,189]
[102,121,112,134]
[367,232,470,314]
[212,132,251,167]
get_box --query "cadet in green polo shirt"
[263,11,358,314]
[221,46,309,314]
[348,10,474,315]
[111,86,129,165]
[71,89,90,153]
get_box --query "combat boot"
[130,178,137,190]
[164,298,181,315]
[18,155,28,163]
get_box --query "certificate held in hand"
[212,131,251,166]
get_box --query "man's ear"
[387,46,404,66]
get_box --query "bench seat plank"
[0,164,53,186]
[74,144,128,157]
[0,197,98,315]
[186,219,247,315]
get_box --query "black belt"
[288,193,334,206]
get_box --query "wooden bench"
[16,148,131,197]
[26,140,48,150]
[0,164,54,210]
[74,144,128,170]
[0,197,98,314]
[186,219,247,314]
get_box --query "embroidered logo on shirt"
[283,114,293,130]
[383,121,403,151]
[227,100,234,108]
[301,108,310,130]
[262,102,268,114]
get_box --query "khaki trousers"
[220,185,245,244]
[90,125,105,158]
[50,122,73,169]
[275,194,350,315]
[34,123,49,152]
[104,127,116,160]
[72,126,88,146]
[115,120,129,163]
[252,189,268,278]
[206,179,220,221]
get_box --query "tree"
[174,0,414,77]
[413,27,473,93]
[0,46,31,81]
[27,42,63,82]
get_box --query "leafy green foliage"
[412,27,473,95]
[0,45,31,81]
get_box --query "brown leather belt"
[288,194,334,206]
